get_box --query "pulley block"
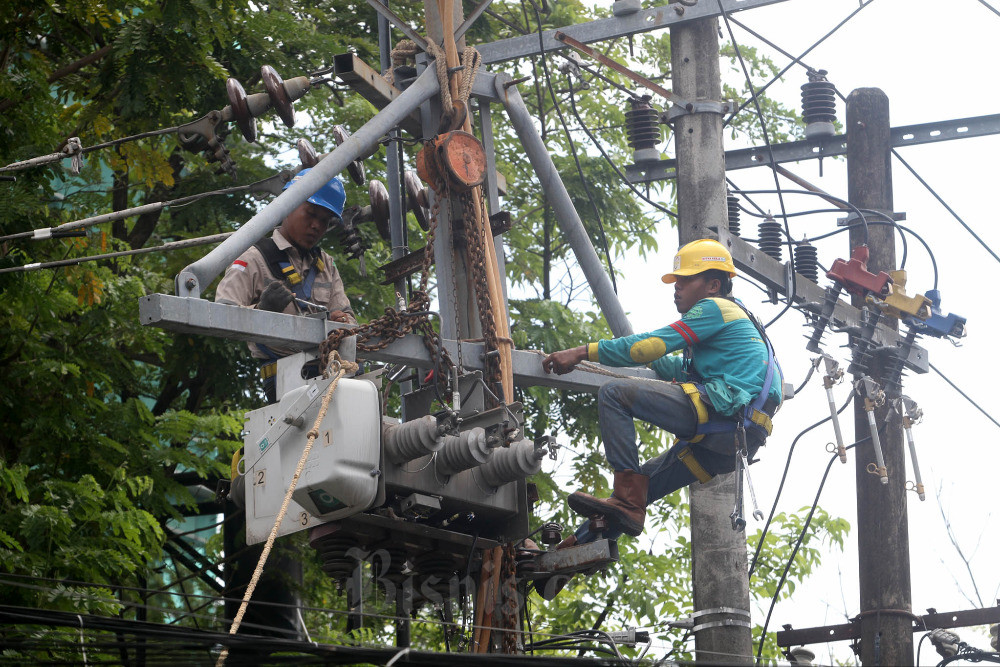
[826,245,893,298]
[416,131,487,195]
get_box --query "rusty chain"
[319,182,455,388]
[499,542,519,654]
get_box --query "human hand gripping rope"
[215,352,358,667]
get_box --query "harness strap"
[678,446,713,483]
[254,237,322,301]
[680,382,710,444]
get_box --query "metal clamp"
[690,607,752,634]
[665,101,733,122]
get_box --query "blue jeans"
[573,379,762,543]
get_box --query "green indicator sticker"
[309,489,346,514]
[259,437,269,453]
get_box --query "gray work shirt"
[215,229,355,359]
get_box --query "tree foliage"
[0,0,836,662]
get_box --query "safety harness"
[255,238,326,380]
[676,298,781,483]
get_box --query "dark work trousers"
[572,379,769,543]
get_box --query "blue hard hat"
[284,168,346,218]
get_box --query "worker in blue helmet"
[216,168,356,402]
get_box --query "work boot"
[532,535,578,601]
[567,469,649,537]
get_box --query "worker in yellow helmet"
[538,239,783,599]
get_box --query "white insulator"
[384,415,443,464]
[435,427,490,477]
[479,438,544,488]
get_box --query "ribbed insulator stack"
[414,551,458,594]
[801,69,837,139]
[727,190,741,237]
[478,439,545,488]
[383,415,444,465]
[314,535,363,581]
[758,215,783,262]
[435,427,491,477]
[625,95,661,163]
[794,240,819,283]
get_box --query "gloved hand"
[258,280,294,312]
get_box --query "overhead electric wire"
[723,0,878,126]
[0,172,288,243]
[748,393,853,579]
[930,363,1000,431]
[978,0,1000,18]
[565,76,678,222]
[528,0,619,293]
[716,0,796,329]
[755,437,873,665]
[0,232,234,274]
[891,148,1000,267]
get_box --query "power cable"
[748,393,853,579]
[565,76,678,222]
[755,437,873,665]
[891,148,1000,267]
[0,232,233,274]
[716,0,796,329]
[929,363,1000,431]
[527,0,619,293]
[0,172,289,243]
[978,0,1000,18]
[723,0,878,126]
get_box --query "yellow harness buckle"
[678,446,713,484]
[749,409,773,435]
[680,382,710,443]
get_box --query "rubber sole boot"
[567,469,649,537]
[532,535,577,601]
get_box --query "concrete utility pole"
[846,88,914,666]
[669,5,753,663]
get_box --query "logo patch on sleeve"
[230,259,248,272]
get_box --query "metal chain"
[499,542,519,654]
[319,177,454,387]
[458,189,502,402]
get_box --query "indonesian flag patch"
[230,259,248,272]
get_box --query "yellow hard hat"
[661,238,737,284]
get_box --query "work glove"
[258,280,294,312]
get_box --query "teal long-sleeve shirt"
[587,297,783,416]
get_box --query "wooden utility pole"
[670,5,753,663]
[846,88,914,666]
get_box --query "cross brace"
[713,227,929,375]
[627,113,1000,183]
[138,294,659,393]
[776,604,1000,647]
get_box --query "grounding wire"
[755,437,873,665]
[747,393,853,580]
[528,0,619,293]
[917,631,932,667]
[930,363,1000,431]
[891,148,1000,267]
[565,75,678,222]
[0,232,233,274]
[723,0,878,127]
[717,0,796,330]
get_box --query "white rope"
[216,353,358,667]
